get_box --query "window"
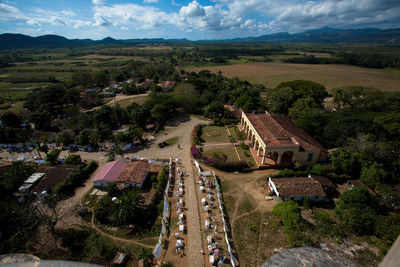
[307,153,314,162]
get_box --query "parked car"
[158,142,168,148]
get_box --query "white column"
[257,146,261,156]
[261,148,265,164]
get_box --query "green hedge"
[149,166,168,208]
[55,161,98,197]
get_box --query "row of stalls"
[174,162,186,254]
[196,165,227,267]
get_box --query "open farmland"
[185,62,400,91]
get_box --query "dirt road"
[134,115,210,266]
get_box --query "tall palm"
[114,189,144,226]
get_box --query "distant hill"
[0,27,399,49]
[237,27,400,44]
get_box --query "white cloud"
[0,3,26,22]
[51,16,66,26]
[143,0,158,3]
[61,10,76,16]
[179,1,205,17]
[93,14,110,27]
[73,19,91,29]
[92,4,171,29]
[92,0,106,5]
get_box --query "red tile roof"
[272,177,326,198]
[117,161,150,185]
[311,175,335,188]
[92,161,127,182]
[245,111,325,151]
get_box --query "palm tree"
[332,87,344,110]
[114,189,144,226]
[138,248,154,267]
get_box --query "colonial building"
[240,111,326,167]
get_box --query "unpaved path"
[55,156,108,230]
[90,204,154,249]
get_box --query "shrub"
[55,161,98,197]
[375,213,400,245]
[273,201,313,247]
[65,154,82,165]
[45,148,61,165]
[204,158,249,172]
[191,145,200,158]
[94,196,114,224]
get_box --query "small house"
[116,161,150,189]
[92,161,127,188]
[268,174,334,202]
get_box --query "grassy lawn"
[6,101,25,113]
[226,125,240,139]
[165,137,178,146]
[202,146,239,162]
[233,212,262,266]
[236,145,257,168]
[116,95,147,108]
[200,125,230,143]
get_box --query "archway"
[281,151,294,166]
[272,152,279,163]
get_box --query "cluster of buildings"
[80,78,176,97]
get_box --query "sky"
[0,0,399,40]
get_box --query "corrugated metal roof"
[25,173,45,184]
[92,161,127,182]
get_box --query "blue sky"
[0,0,399,40]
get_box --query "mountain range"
[0,27,399,49]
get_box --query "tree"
[45,149,61,165]
[234,94,256,110]
[113,189,144,226]
[276,80,327,106]
[138,248,154,267]
[360,162,386,189]
[1,111,22,128]
[330,147,360,177]
[288,97,320,120]
[129,104,150,128]
[30,111,52,131]
[34,139,48,159]
[65,154,82,165]
[93,71,108,88]
[265,87,295,115]
[204,101,225,119]
[335,187,380,235]
[172,83,201,114]
[332,87,345,109]
[151,103,169,129]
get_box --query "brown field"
[185,62,400,91]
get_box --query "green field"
[185,62,400,91]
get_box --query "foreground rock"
[261,247,358,267]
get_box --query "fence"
[213,170,236,267]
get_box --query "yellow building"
[240,111,326,168]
